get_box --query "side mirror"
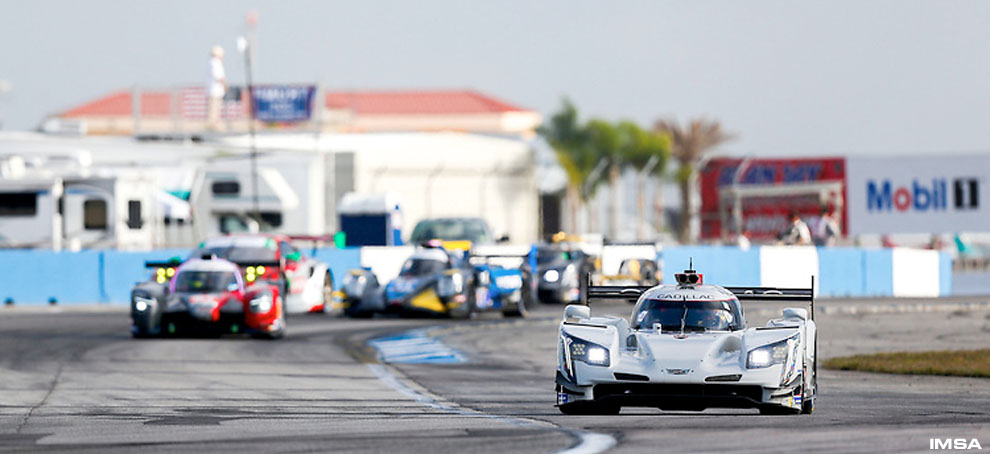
[497,234,511,243]
[564,304,590,322]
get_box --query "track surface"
[0,297,988,453]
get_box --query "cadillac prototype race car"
[340,241,529,318]
[555,265,818,415]
[130,256,286,339]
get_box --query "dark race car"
[528,243,595,305]
[130,256,286,339]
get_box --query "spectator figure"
[778,210,812,245]
[814,205,840,247]
[207,45,227,130]
[735,229,751,250]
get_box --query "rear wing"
[582,275,816,320]
[584,285,653,304]
[724,277,816,320]
[143,258,282,271]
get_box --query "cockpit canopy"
[174,270,240,294]
[632,298,745,332]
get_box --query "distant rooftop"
[49,87,541,137]
[58,88,530,118]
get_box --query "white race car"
[555,265,817,415]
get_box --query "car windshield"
[193,246,276,263]
[410,219,491,244]
[174,271,239,294]
[537,248,570,265]
[634,299,740,332]
[399,258,447,277]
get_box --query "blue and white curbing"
[368,330,468,364]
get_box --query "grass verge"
[823,349,990,378]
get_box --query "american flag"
[180,87,247,120]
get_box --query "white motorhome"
[188,150,353,240]
[0,172,159,250]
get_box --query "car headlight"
[342,273,368,297]
[249,294,273,313]
[133,295,154,312]
[543,269,560,283]
[563,333,610,367]
[747,335,796,369]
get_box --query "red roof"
[61,90,174,117]
[59,88,529,118]
[325,90,527,115]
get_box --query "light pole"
[238,16,260,222]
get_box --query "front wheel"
[558,401,621,415]
[502,292,528,318]
[321,272,334,314]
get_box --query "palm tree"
[538,99,598,233]
[654,118,734,244]
[618,121,670,240]
[586,119,620,237]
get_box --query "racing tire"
[321,272,334,314]
[802,356,817,414]
[558,401,621,416]
[254,301,287,340]
[502,291,529,318]
[131,330,153,339]
[758,405,801,416]
[449,297,474,320]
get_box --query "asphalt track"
[0,297,988,453]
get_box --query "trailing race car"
[599,258,660,289]
[529,242,595,305]
[191,235,335,314]
[130,256,285,339]
[341,241,528,318]
[555,265,818,415]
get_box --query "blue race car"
[341,241,528,319]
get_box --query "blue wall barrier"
[661,246,761,287]
[0,246,953,304]
[0,247,363,305]
[816,248,865,297]
[662,246,948,298]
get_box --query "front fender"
[244,284,281,330]
[131,282,166,335]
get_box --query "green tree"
[654,118,734,243]
[585,119,620,236]
[538,99,598,234]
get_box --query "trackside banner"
[846,155,990,234]
[251,85,316,122]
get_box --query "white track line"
[367,363,617,454]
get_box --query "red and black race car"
[130,256,285,339]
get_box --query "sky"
[1,0,990,156]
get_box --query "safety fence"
[0,246,950,304]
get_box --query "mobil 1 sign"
[846,155,989,234]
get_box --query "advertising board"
[846,155,989,234]
[699,157,846,240]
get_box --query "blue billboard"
[251,85,316,122]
